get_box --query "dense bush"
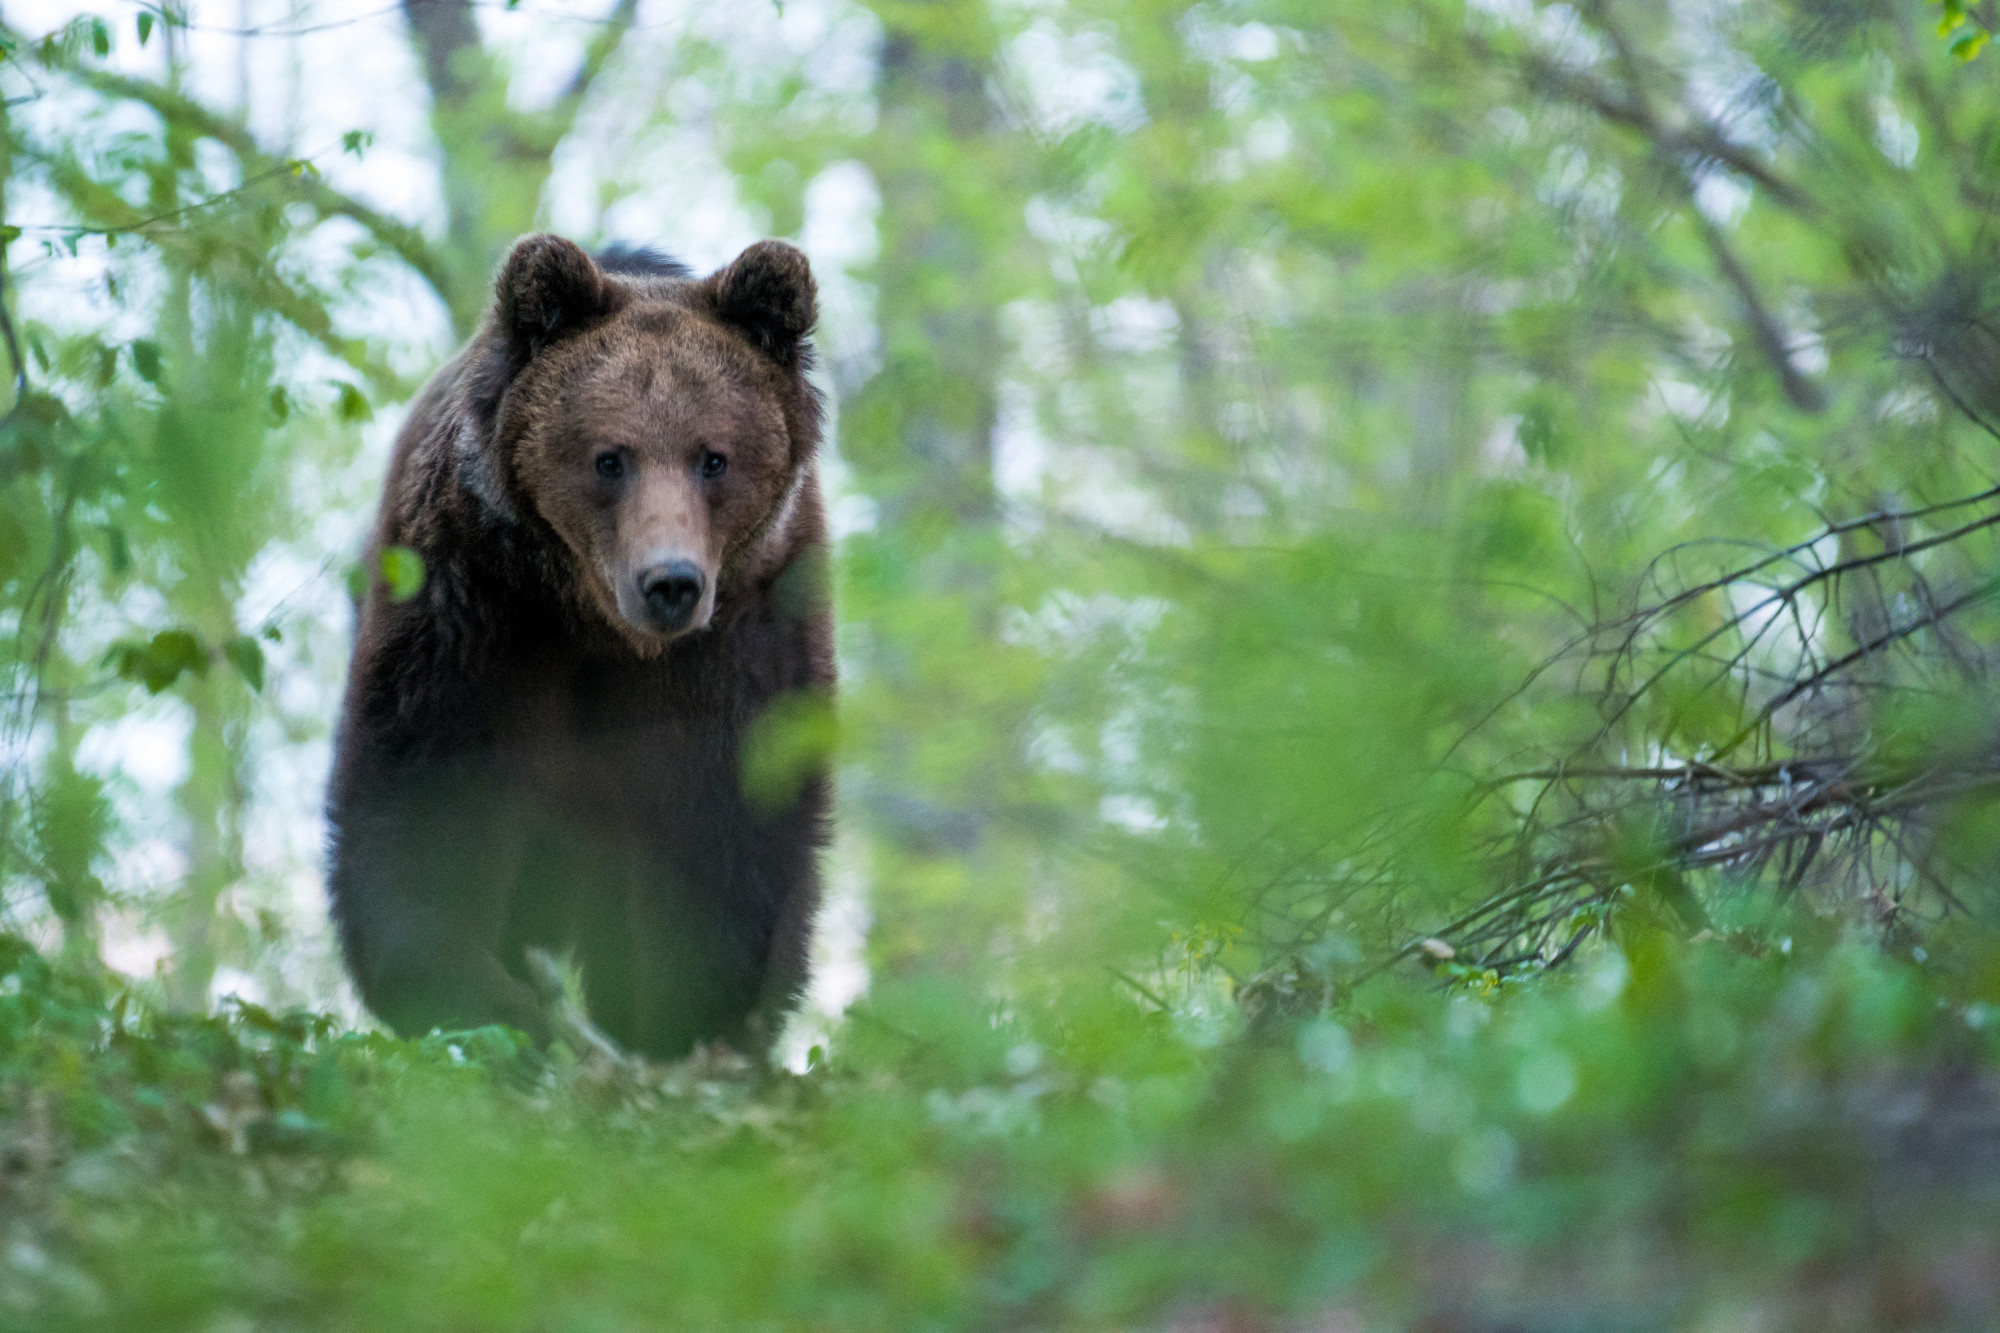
[5,925,2000,1327]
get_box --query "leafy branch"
[31,41,451,302]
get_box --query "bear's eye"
[595,451,625,481]
[699,450,728,480]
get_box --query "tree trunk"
[401,0,639,335]
[154,212,266,1008]
[168,670,246,1009]
[848,3,1014,986]
[860,26,1001,553]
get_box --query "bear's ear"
[709,241,817,368]
[494,234,620,359]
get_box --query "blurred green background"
[3,0,2000,1326]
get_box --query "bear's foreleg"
[329,773,551,1046]
[347,897,549,1045]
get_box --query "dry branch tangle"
[1294,486,2000,995]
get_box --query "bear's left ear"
[495,234,621,359]
[709,241,817,368]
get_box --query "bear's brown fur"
[326,235,832,1060]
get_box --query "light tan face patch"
[508,311,797,650]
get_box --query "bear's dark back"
[593,246,693,281]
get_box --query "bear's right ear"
[494,235,621,359]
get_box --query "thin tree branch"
[401,0,484,109]
[1477,35,1816,215]
[1735,575,2000,742]
[551,0,641,142]
[50,57,450,303]
[1470,14,1826,412]
[1686,199,1826,413]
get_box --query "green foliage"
[105,630,206,695]
[1934,0,1992,56]
[221,635,265,693]
[378,544,425,602]
[3,926,1998,1326]
[127,339,162,385]
[332,381,370,424]
[102,629,268,695]
[741,690,839,812]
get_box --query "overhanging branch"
[44,53,449,304]
[552,0,642,142]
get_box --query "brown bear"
[325,235,833,1061]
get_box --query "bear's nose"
[637,560,705,631]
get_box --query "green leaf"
[130,339,163,385]
[146,629,205,693]
[341,130,375,158]
[223,635,266,692]
[741,691,839,811]
[103,524,131,576]
[380,545,426,602]
[1951,27,1988,58]
[0,225,20,246]
[89,16,110,57]
[334,381,371,423]
[136,11,153,44]
[268,385,290,424]
[110,629,209,694]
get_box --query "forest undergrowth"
[5,903,2000,1329]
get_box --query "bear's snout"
[636,559,706,632]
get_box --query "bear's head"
[476,234,821,653]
